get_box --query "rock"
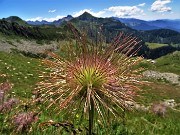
[143,70,180,85]
[124,101,149,112]
[163,99,177,108]
[124,101,135,108]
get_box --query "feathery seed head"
[66,55,116,89]
[13,112,38,132]
[36,24,145,126]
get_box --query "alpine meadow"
[0,0,180,134]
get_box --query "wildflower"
[0,81,12,93]
[151,102,167,117]
[0,81,12,103]
[13,112,38,132]
[0,98,19,113]
[37,24,144,133]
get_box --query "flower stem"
[89,98,94,135]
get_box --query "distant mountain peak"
[78,12,96,20]
[4,16,24,22]
[53,15,73,26]
[2,16,28,26]
[67,15,73,18]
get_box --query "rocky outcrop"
[125,99,178,115]
[0,39,59,55]
[143,70,180,85]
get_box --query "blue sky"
[0,0,180,21]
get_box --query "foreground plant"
[0,81,39,134]
[12,112,38,133]
[0,81,12,103]
[151,102,167,117]
[36,24,145,134]
[0,81,18,114]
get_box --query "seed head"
[13,112,38,132]
[0,81,12,102]
[36,25,144,123]
[0,98,19,113]
[151,102,167,117]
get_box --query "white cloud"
[48,9,56,13]
[107,5,144,18]
[26,17,43,21]
[43,16,65,22]
[26,15,65,22]
[72,9,106,17]
[151,0,172,12]
[24,3,146,22]
[138,3,146,7]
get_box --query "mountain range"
[25,13,180,32]
[27,15,73,26]
[113,17,180,32]
[1,12,180,44]
[0,12,180,59]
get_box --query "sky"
[0,0,180,21]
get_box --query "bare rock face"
[143,70,180,85]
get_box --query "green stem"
[89,98,94,135]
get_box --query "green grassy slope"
[0,51,41,98]
[138,51,180,75]
[0,50,180,134]
[146,42,168,49]
[154,51,180,75]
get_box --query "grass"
[153,51,180,75]
[0,50,180,134]
[138,81,180,104]
[0,32,25,41]
[125,109,180,135]
[137,51,180,75]
[146,42,168,49]
[0,51,41,99]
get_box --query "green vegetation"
[0,14,180,134]
[146,42,168,49]
[0,19,73,43]
[36,32,145,134]
[137,51,180,75]
[125,110,180,135]
[0,32,24,41]
[2,14,180,46]
[171,43,180,48]
[154,51,180,75]
[0,44,180,134]
[3,16,29,26]
[0,51,41,98]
